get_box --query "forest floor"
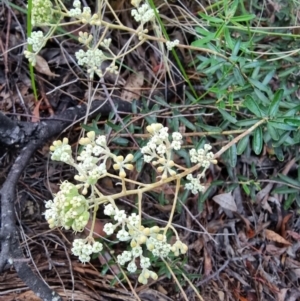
[1,1,300,301]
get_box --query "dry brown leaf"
[31,99,41,122]
[121,71,144,102]
[265,229,291,245]
[35,55,59,77]
[204,246,212,276]
[286,230,300,241]
[281,213,293,238]
[153,204,173,213]
[212,192,237,212]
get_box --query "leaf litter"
[0,1,300,301]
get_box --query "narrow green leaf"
[197,123,222,132]
[218,109,237,124]
[230,14,256,22]
[244,95,262,117]
[254,88,269,105]
[284,117,300,126]
[179,116,196,131]
[235,118,261,127]
[111,137,129,146]
[233,67,245,86]
[198,12,224,23]
[284,193,296,210]
[277,174,300,188]
[228,143,237,168]
[237,135,249,155]
[248,78,269,93]
[231,38,241,57]
[272,131,291,147]
[267,123,279,141]
[268,121,295,131]
[224,27,233,49]
[274,146,284,161]
[268,89,283,117]
[242,184,251,196]
[252,126,263,155]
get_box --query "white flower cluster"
[68,0,98,24]
[44,181,89,231]
[72,239,103,263]
[166,39,180,51]
[78,32,93,46]
[27,31,45,53]
[50,138,73,163]
[185,174,205,194]
[131,3,157,24]
[50,132,134,194]
[141,123,183,179]
[184,144,217,194]
[68,0,82,17]
[189,144,216,168]
[75,48,107,79]
[31,0,52,26]
[102,203,188,284]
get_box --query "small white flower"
[114,210,127,222]
[128,213,140,226]
[166,39,180,51]
[79,253,90,263]
[27,31,45,53]
[156,144,166,155]
[127,261,137,273]
[122,251,132,262]
[172,132,182,141]
[158,127,169,140]
[171,140,181,150]
[92,241,103,253]
[132,246,143,258]
[103,223,115,235]
[117,229,130,241]
[140,257,151,269]
[96,135,107,146]
[131,3,157,24]
[103,204,115,216]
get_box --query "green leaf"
[233,67,245,86]
[267,122,279,141]
[242,183,251,196]
[198,12,224,23]
[268,121,295,131]
[248,78,269,93]
[274,146,284,161]
[218,109,237,124]
[284,193,297,210]
[227,143,237,167]
[230,14,256,22]
[277,174,300,188]
[268,89,283,117]
[237,135,249,155]
[284,117,300,126]
[244,95,263,117]
[197,123,222,132]
[179,116,196,131]
[235,118,261,127]
[272,131,291,148]
[252,126,263,155]
[111,137,129,146]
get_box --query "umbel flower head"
[31,0,53,26]
[44,181,89,232]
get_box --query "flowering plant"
[25,0,180,78]
[45,123,217,283]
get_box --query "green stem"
[27,0,38,101]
